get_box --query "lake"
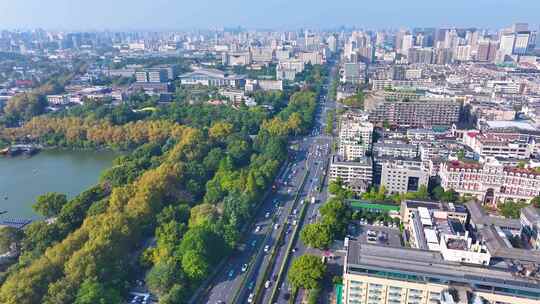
[0,149,119,219]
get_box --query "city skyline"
[1,0,540,31]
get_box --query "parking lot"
[349,222,403,247]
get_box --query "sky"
[0,0,539,31]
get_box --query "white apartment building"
[380,158,429,194]
[462,130,532,160]
[329,156,373,192]
[338,113,374,161]
[298,51,324,65]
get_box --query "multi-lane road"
[202,61,338,304]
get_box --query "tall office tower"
[454,45,471,61]
[415,33,425,47]
[435,28,448,45]
[344,39,355,61]
[466,30,479,48]
[444,29,459,49]
[499,33,516,56]
[529,31,537,50]
[476,41,497,62]
[394,30,406,52]
[435,48,453,65]
[408,48,434,64]
[327,35,337,53]
[512,22,529,32]
[514,31,531,55]
[375,31,386,47]
[401,34,413,55]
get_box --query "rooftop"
[346,240,540,295]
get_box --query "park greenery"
[0,62,328,304]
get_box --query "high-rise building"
[338,112,373,161]
[407,48,434,64]
[454,45,471,61]
[512,22,529,32]
[400,34,413,55]
[514,31,531,55]
[435,48,453,65]
[499,33,516,56]
[327,35,337,53]
[476,41,497,62]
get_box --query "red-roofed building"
[440,158,540,205]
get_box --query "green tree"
[288,255,326,290]
[0,227,23,253]
[531,196,540,209]
[32,192,68,217]
[74,279,122,304]
[160,284,187,304]
[431,186,445,201]
[146,260,182,296]
[440,189,459,203]
[498,201,527,219]
[181,250,210,281]
[300,223,333,249]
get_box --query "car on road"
[265,280,272,288]
[227,269,234,278]
[241,263,248,272]
[265,212,270,218]
[255,225,261,233]
[247,280,255,290]
[251,240,257,247]
[247,293,254,303]
[274,223,279,230]
[264,245,270,252]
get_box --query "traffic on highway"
[201,61,337,304]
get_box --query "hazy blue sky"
[0,0,538,30]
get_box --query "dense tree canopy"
[0,61,327,304]
[288,254,326,290]
[32,192,68,218]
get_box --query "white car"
[247,293,254,303]
[255,225,261,233]
[265,212,270,218]
[264,245,270,252]
[265,280,272,289]
[242,263,248,272]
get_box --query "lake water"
[0,149,118,219]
